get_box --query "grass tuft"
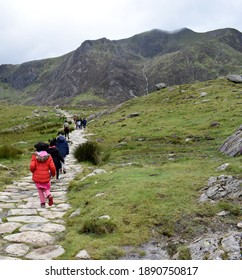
[78,217,117,235]
[0,145,22,159]
[74,141,101,165]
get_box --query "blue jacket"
[56,135,69,158]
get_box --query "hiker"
[76,118,81,129]
[30,148,55,208]
[56,132,69,173]
[82,118,87,129]
[63,119,70,139]
[47,139,64,180]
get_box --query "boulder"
[155,83,167,90]
[127,112,140,118]
[226,75,242,83]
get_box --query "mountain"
[1,27,242,106]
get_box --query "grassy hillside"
[0,77,241,259]
[61,77,242,259]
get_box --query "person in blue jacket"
[55,132,69,173]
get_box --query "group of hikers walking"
[29,119,76,208]
[73,116,87,130]
[63,117,87,140]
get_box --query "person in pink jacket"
[30,150,56,208]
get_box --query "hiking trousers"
[35,182,51,204]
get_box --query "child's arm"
[29,154,36,173]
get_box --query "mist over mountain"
[0,27,242,106]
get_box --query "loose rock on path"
[0,129,86,259]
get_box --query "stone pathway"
[0,129,86,259]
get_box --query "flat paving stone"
[0,203,15,209]
[4,231,55,246]
[0,222,22,234]
[0,195,10,201]
[8,208,37,216]
[19,223,65,233]
[0,192,14,196]
[39,211,65,219]
[25,245,65,260]
[0,255,19,260]
[51,203,71,211]
[7,215,49,223]
[5,243,30,257]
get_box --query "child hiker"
[30,150,56,208]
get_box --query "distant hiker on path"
[55,132,69,173]
[76,118,82,129]
[30,148,55,208]
[82,118,87,130]
[63,120,70,139]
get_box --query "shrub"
[74,141,101,165]
[0,145,22,159]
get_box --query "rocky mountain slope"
[1,27,242,105]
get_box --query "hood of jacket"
[56,135,66,142]
[35,151,50,162]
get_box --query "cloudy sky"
[1,0,242,65]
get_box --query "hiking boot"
[48,195,53,206]
[41,203,46,208]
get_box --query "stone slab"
[26,245,65,260]
[0,203,16,209]
[0,222,22,234]
[0,255,19,260]
[4,231,55,246]
[40,211,65,219]
[5,243,30,257]
[7,216,49,223]
[19,223,65,233]
[8,208,37,216]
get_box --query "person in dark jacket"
[47,139,64,180]
[82,118,87,129]
[55,132,69,173]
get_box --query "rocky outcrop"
[219,125,242,156]
[199,175,242,203]
[189,231,242,260]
